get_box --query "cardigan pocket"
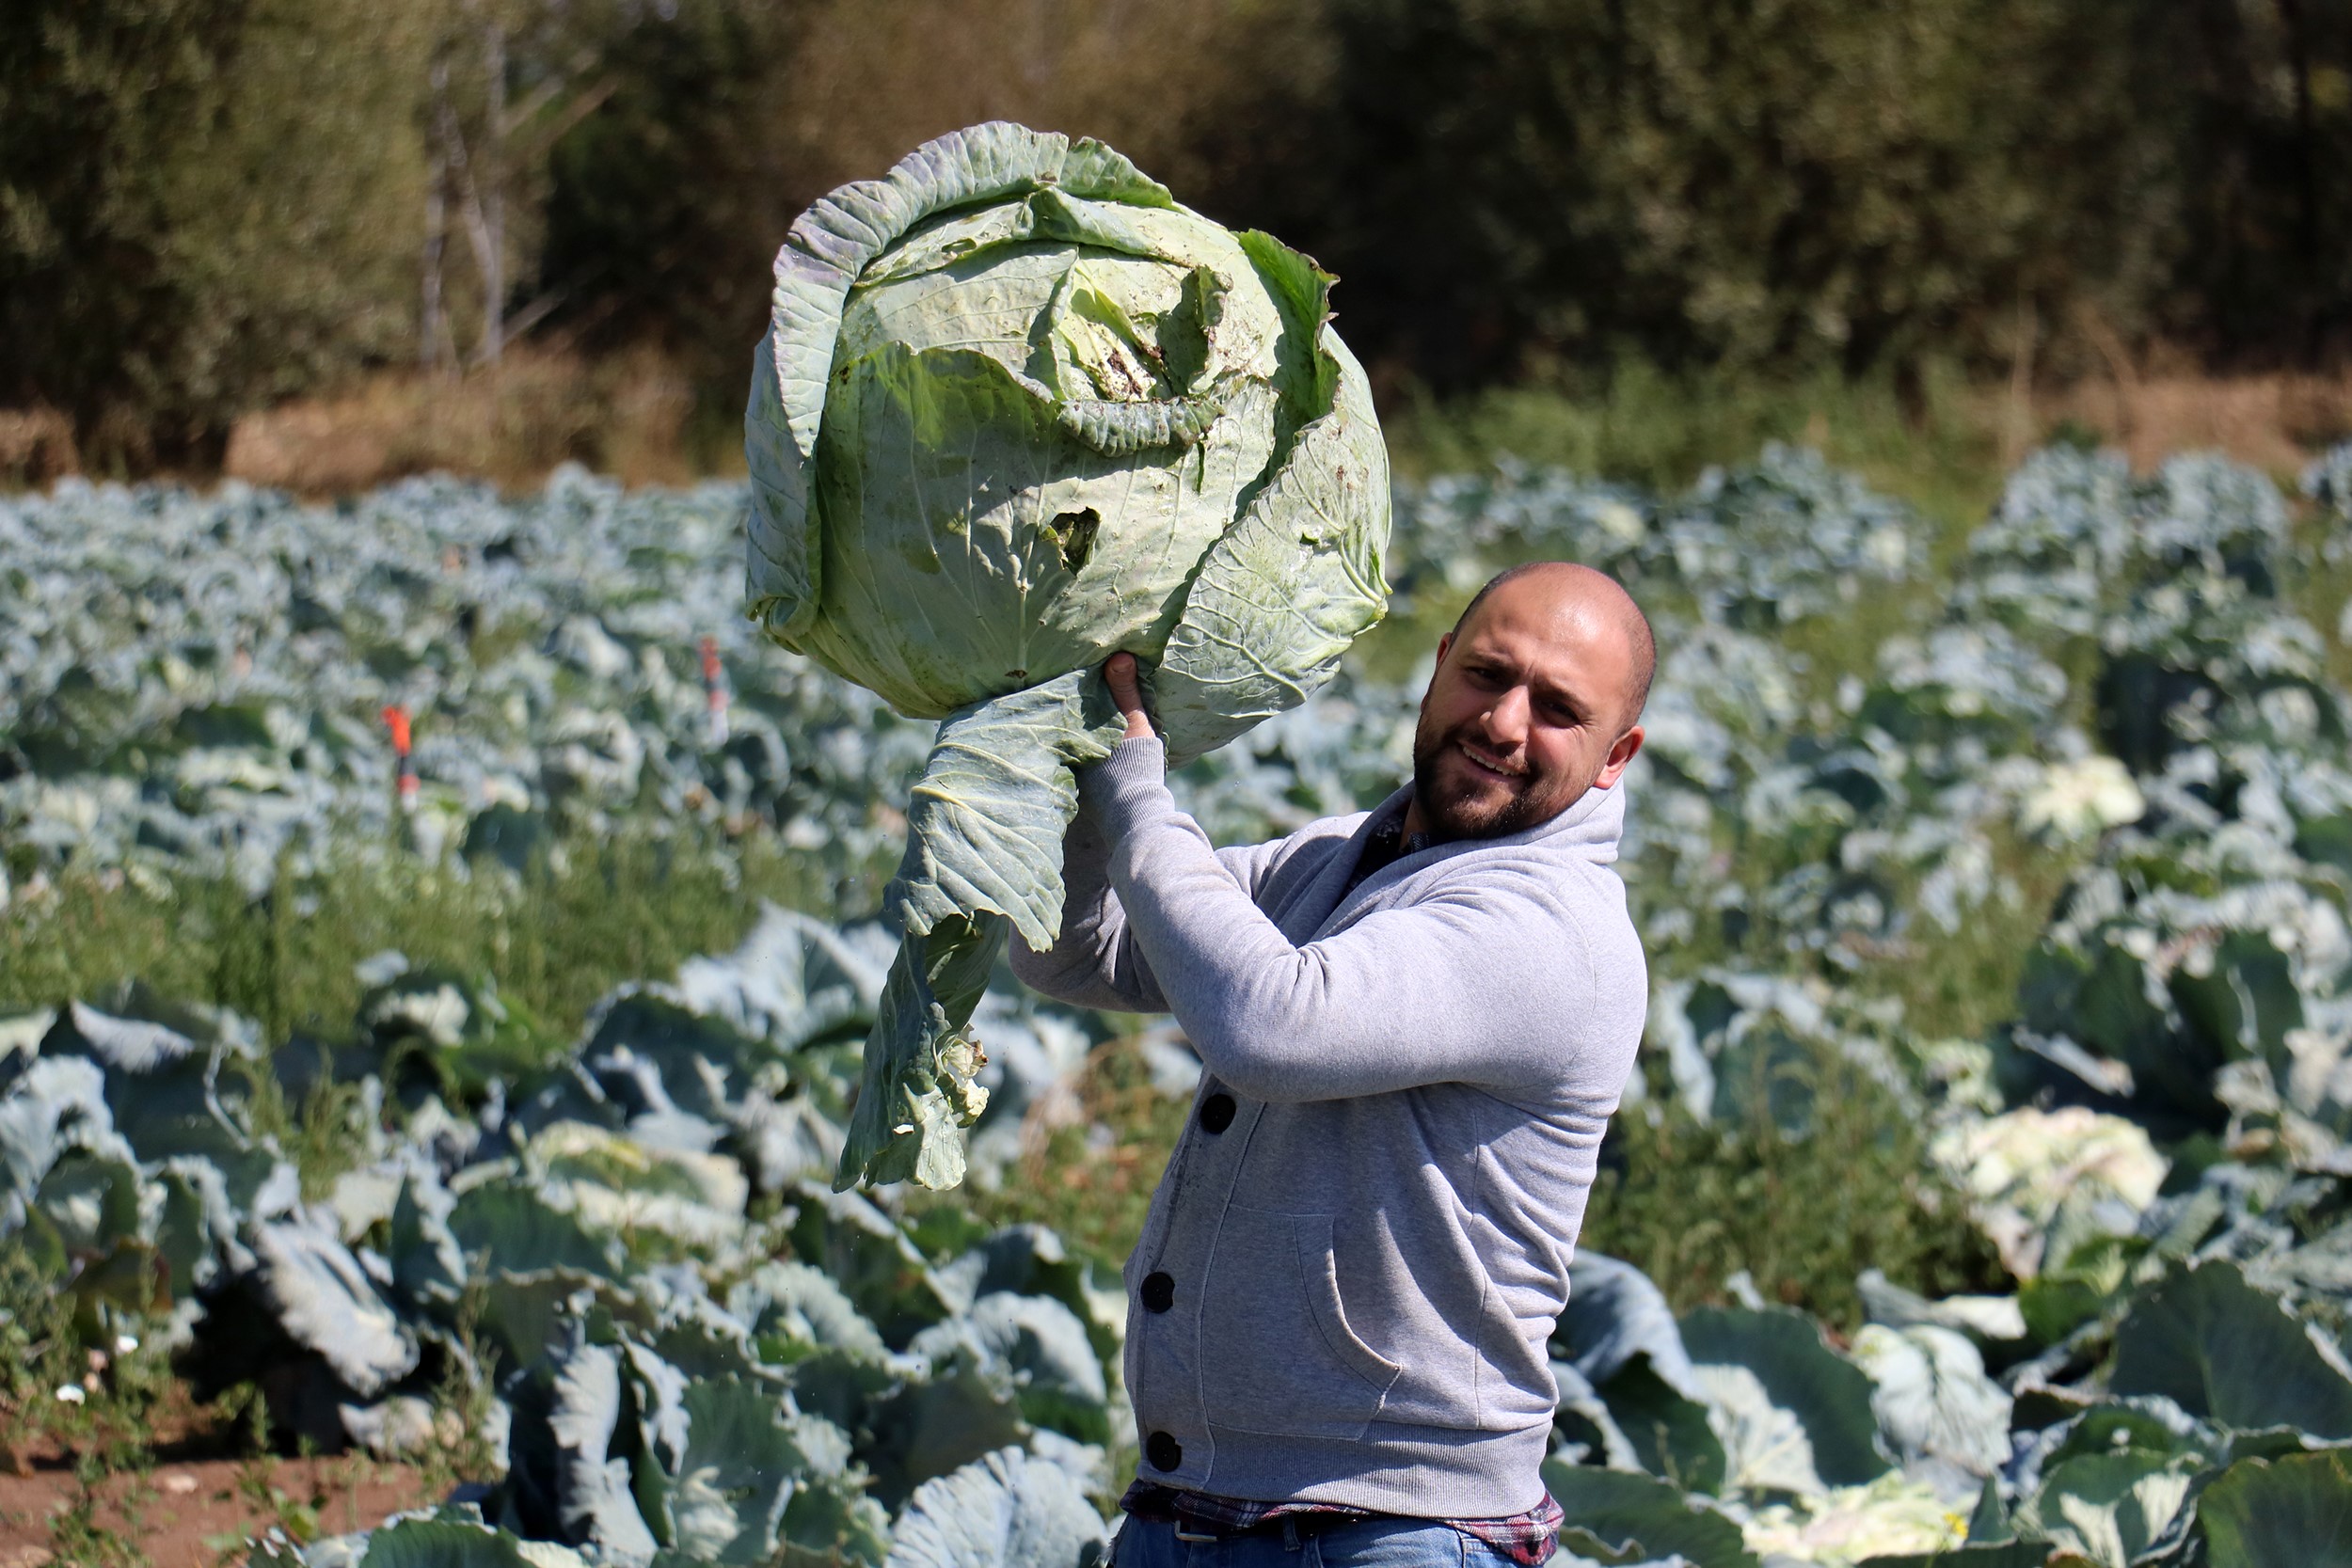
[1198,1205,1403,1439]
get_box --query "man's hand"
[1104,653,1153,741]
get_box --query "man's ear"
[1595,725,1644,791]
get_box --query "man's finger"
[1104,654,1153,739]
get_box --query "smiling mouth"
[1454,738,1525,781]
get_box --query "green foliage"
[46,1472,152,1568]
[415,1275,506,1503]
[1581,1047,2010,1333]
[0,829,834,1046]
[1265,0,2174,386]
[1387,358,2008,535]
[537,0,810,393]
[10,0,2352,469]
[0,1238,176,1564]
[954,1036,1194,1271]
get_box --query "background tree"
[3,0,2347,470]
[0,0,430,467]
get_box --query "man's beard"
[1409,713,1587,844]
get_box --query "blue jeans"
[1110,1513,1510,1568]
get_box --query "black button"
[1141,1271,1175,1312]
[1146,1431,1183,1471]
[1199,1093,1235,1133]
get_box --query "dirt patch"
[0,1454,437,1567]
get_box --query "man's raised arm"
[1007,785,1171,1013]
[1083,734,1634,1103]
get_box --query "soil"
[0,1449,437,1567]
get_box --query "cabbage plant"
[745,121,1391,1189]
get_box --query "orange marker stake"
[700,636,730,747]
[382,705,419,814]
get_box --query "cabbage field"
[6,439,2352,1566]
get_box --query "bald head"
[1451,562,1654,731]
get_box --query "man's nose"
[1481,685,1531,744]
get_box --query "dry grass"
[8,356,2351,500]
[219,344,708,496]
[2042,368,2352,476]
[0,410,78,489]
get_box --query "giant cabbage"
[744,121,1391,1190]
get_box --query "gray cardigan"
[1010,736,1648,1517]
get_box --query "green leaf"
[910,1292,1109,1447]
[753,123,1121,645]
[1851,1323,2011,1481]
[1597,1354,1729,1495]
[864,1356,1031,1509]
[883,1447,1107,1568]
[1539,1463,1758,1568]
[34,1149,145,1253]
[2167,930,2301,1077]
[249,1212,419,1399]
[654,1374,819,1564]
[834,916,1003,1193]
[2109,1262,2352,1437]
[1681,1305,1892,1486]
[358,1517,590,1567]
[884,673,1124,955]
[730,1260,889,1360]
[1966,1475,2011,1543]
[1557,1253,1704,1396]
[837,673,1122,1191]
[2020,1449,2199,1567]
[784,1481,894,1568]
[448,1176,628,1279]
[548,1338,661,1568]
[2196,1449,2352,1568]
[1855,1544,2054,1567]
[785,1180,961,1345]
[1550,1526,1672,1565]
[1152,325,1390,767]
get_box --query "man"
[1012,562,1654,1568]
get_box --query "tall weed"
[1582,1045,2008,1333]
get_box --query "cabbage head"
[746,122,1390,1189]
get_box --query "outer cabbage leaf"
[1850,1323,2011,1483]
[1151,253,1390,767]
[2108,1262,2352,1437]
[2016,1449,2201,1566]
[730,1259,890,1359]
[2195,1449,2352,1568]
[834,673,1122,1189]
[882,1446,1108,1568]
[1538,1462,1756,1568]
[342,1517,592,1567]
[1854,1546,2053,1568]
[1680,1305,1892,1488]
[908,1291,1108,1445]
[250,1211,420,1399]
